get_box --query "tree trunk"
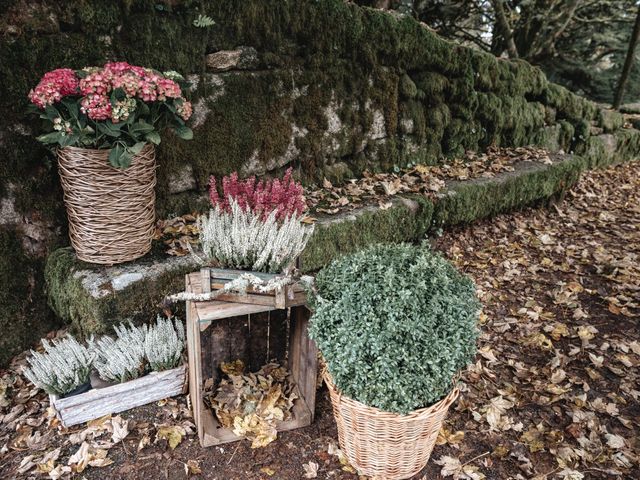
[614,6,640,109]
[492,0,519,58]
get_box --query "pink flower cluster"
[209,168,307,221]
[28,68,79,108]
[28,62,192,123]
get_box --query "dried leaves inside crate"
[204,360,297,448]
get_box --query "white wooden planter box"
[49,364,188,427]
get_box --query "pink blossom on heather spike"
[208,167,306,221]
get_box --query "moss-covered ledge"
[300,196,433,272]
[44,248,198,338]
[43,130,639,334]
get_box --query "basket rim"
[57,143,154,154]
[323,371,459,420]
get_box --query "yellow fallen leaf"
[156,425,185,450]
[185,459,202,476]
[260,466,276,476]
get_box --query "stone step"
[45,132,639,336]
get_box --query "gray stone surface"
[205,47,259,72]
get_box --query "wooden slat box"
[50,364,187,427]
[186,272,318,447]
[199,267,307,309]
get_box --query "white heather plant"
[198,198,314,273]
[145,316,185,372]
[89,322,148,383]
[23,335,93,396]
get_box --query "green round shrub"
[308,243,479,414]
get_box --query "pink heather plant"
[209,168,306,221]
[28,62,194,168]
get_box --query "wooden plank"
[290,306,318,419]
[248,311,270,371]
[192,268,308,309]
[200,268,211,294]
[196,301,276,324]
[288,307,302,388]
[199,317,215,381]
[186,274,204,444]
[208,268,280,282]
[268,308,288,363]
[51,365,187,427]
[301,314,318,419]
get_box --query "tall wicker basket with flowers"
[28,63,194,264]
[308,243,480,480]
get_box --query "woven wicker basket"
[324,372,459,480]
[57,144,157,265]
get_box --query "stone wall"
[0,0,633,365]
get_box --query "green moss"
[399,73,417,99]
[432,155,587,227]
[300,196,434,272]
[45,247,195,337]
[597,109,624,133]
[0,228,59,366]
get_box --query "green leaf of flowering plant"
[97,122,122,138]
[36,132,62,144]
[108,142,132,168]
[174,125,193,140]
[44,105,59,121]
[145,131,161,145]
[129,142,146,155]
[58,133,79,148]
[129,121,155,136]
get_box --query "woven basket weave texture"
[324,372,459,480]
[57,144,156,265]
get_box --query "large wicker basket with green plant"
[308,243,480,480]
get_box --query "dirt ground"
[1,161,639,480]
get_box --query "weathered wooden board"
[50,364,187,427]
[197,267,307,309]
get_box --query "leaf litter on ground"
[0,159,638,479]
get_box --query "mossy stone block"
[45,247,198,338]
[597,109,624,133]
[432,153,586,227]
[300,196,434,272]
[0,228,59,366]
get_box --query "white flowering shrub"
[89,322,148,383]
[23,335,93,396]
[308,243,480,414]
[198,199,314,273]
[145,316,185,372]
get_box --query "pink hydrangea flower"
[156,78,182,100]
[80,94,112,120]
[137,77,158,102]
[111,72,141,97]
[177,99,192,121]
[28,68,79,108]
[79,72,113,96]
[104,62,147,77]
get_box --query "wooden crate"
[198,267,307,309]
[50,364,188,427]
[186,272,318,447]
